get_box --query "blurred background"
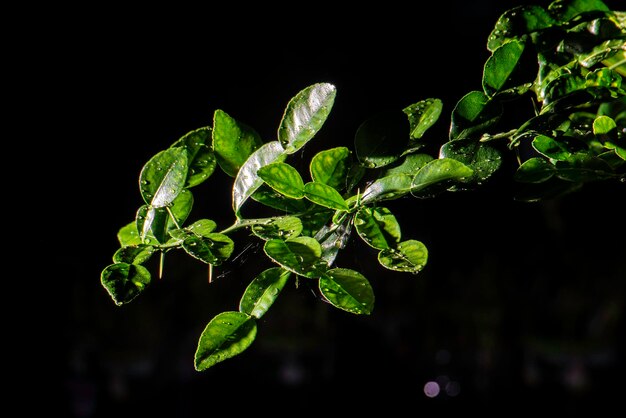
[26,0,625,415]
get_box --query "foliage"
[101,0,625,371]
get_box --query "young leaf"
[171,127,217,187]
[194,311,257,371]
[233,141,285,215]
[263,237,325,278]
[139,147,188,208]
[117,222,142,247]
[239,268,291,319]
[410,158,473,195]
[186,219,218,237]
[212,110,263,177]
[257,162,305,199]
[450,91,503,140]
[251,216,303,240]
[593,115,617,136]
[113,245,155,265]
[304,182,349,210]
[101,263,152,306]
[532,135,572,160]
[403,98,443,140]
[354,207,401,250]
[384,154,434,176]
[278,83,336,154]
[310,147,351,189]
[514,157,556,183]
[378,240,428,274]
[182,233,234,265]
[355,110,410,168]
[319,268,374,315]
[483,40,526,97]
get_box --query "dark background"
[24,0,625,415]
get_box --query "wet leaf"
[354,207,401,250]
[113,245,155,265]
[239,268,291,319]
[101,263,152,306]
[450,91,503,140]
[487,5,555,51]
[194,311,257,371]
[384,153,434,176]
[310,147,351,189]
[182,233,234,265]
[361,174,413,204]
[304,182,349,210]
[212,110,263,177]
[532,135,572,160]
[514,157,556,183]
[117,222,142,247]
[278,83,336,154]
[355,110,410,168]
[410,158,474,195]
[319,268,374,315]
[258,162,305,199]
[378,240,428,274]
[403,98,443,140]
[233,141,285,215]
[548,0,609,22]
[483,40,526,97]
[251,184,309,213]
[263,237,325,278]
[139,147,188,208]
[251,216,303,240]
[171,127,216,187]
[440,140,501,182]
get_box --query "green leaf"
[440,140,501,183]
[384,153,434,176]
[304,182,349,210]
[593,115,617,135]
[586,68,622,90]
[263,237,325,278]
[532,135,572,160]
[354,207,401,250]
[112,245,154,265]
[233,141,285,215]
[278,83,336,154]
[487,5,555,51]
[548,0,609,22]
[194,311,257,371]
[450,91,502,140]
[355,110,410,168]
[251,216,303,240]
[378,240,428,274]
[319,268,374,315]
[514,176,584,202]
[212,110,263,177]
[167,189,194,227]
[101,263,151,306]
[185,219,217,237]
[257,162,305,199]
[315,219,353,266]
[554,153,616,182]
[300,209,333,237]
[136,205,169,244]
[139,147,188,208]
[117,222,142,247]
[310,147,351,189]
[182,233,234,265]
[171,127,216,187]
[403,98,443,140]
[361,174,413,204]
[514,157,556,183]
[410,158,474,195]
[483,40,526,97]
[251,184,309,213]
[239,268,291,319]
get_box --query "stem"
[165,206,181,229]
[479,129,518,143]
[219,212,310,235]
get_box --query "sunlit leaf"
[278,83,336,154]
[514,157,555,183]
[487,5,555,51]
[450,91,503,140]
[361,174,413,204]
[136,205,168,244]
[378,240,428,274]
[403,98,443,140]
[355,110,410,168]
[548,0,609,22]
[239,268,291,319]
[139,147,188,208]
[315,219,353,266]
[212,110,263,177]
[593,115,617,135]
[354,207,401,250]
[304,182,349,210]
[113,245,155,265]
[194,311,257,371]
[384,153,434,177]
[101,263,151,306]
[117,222,142,247]
[182,233,234,265]
[483,40,526,97]
[263,237,325,278]
[319,268,374,315]
[440,140,501,183]
[251,216,303,240]
[171,127,216,187]
[233,141,285,215]
[532,135,571,160]
[251,184,309,213]
[258,162,305,199]
[310,147,351,189]
[410,158,474,195]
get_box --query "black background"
[22,0,626,415]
